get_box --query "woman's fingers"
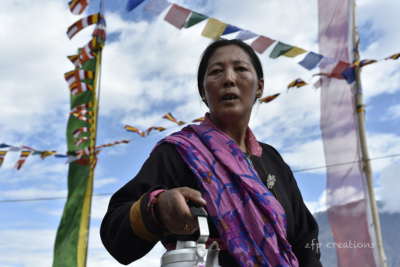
[156,187,206,234]
[178,187,207,207]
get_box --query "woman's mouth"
[221,93,239,101]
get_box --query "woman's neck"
[209,113,249,152]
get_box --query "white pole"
[352,1,387,266]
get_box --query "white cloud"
[376,160,400,213]
[381,104,400,121]
[94,177,118,189]
[305,190,327,215]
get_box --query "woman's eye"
[237,66,247,71]
[210,69,221,75]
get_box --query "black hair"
[197,38,264,97]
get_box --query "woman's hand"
[155,187,207,235]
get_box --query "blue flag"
[222,24,241,35]
[341,67,356,84]
[126,0,146,11]
[0,143,11,149]
[298,52,323,70]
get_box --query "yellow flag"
[283,47,307,58]
[201,18,227,40]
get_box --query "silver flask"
[160,207,221,267]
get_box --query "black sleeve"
[100,143,194,265]
[286,165,323,267]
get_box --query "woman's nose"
[223,69,235,87]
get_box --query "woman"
[101,39,322,266]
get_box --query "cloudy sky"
[0,0,399,266]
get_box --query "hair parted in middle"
[196,38,264,99]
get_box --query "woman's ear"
[257,78,264,96]
[200,86,206,101]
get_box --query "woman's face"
[202,45,263,123]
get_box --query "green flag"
[269,41,293,59]
[53,49,100,267]
[183,11,208,29]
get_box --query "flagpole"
[352,1,387,266]
[84,1,105,266]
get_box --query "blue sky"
[0,0,399,266]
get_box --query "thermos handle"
[176,204,208,242]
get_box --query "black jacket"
[100,142,322,266]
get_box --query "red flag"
[251,36,275,54]
[164,4,191,29]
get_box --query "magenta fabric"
[153,114,298,267]
[318,0,380,266]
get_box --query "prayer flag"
[125,125,145,136]
[68,55,80,68]
[235,30,258,41]
[192,117,204,122]
[9,147,21,152]
[76,147,93,158]
[317,1,382,264]
[69,82,93,96]
[298,52,324,70]
[183,12,208,29]
[13,151,31,170]
[341,66,355,84]
[65,155,79,164]
[54,154,68,158]
[79,38,97,65]
[74,137,91,147]
[0,151,7,168]
[269,42,293,59]
[287,78,307,91]
[318,56,338,69]
[282,46,307,58]
[21,146,36,151]
[96,143,114,149]
[144,126,166,136]
[349,59,377,69]
[68,0,93,15]
[70,102,93,114]
[72,127,93,138]
[0,143,11,149]
[74,115,94,124]
[67,13,99,39]
[222,25,241,35]
[260,93,280,104]
[71,110,93,117]
[91,150,101,169]
[201,18,227,40]
[162,112,185,125]
[313,78,323,90]
[92,16,106,42]
[65,70,94,87]
[41,151,57,160]
[126,0,146,11]
[312,72,333,78]
[331,60,350,79]
[164,4,191,29]
[114,140,130,145]
[143,0,172,16]
[250,36,275,54]
[385,53,400,60]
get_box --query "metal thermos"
[160,207,221,267]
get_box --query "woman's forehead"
[207,45,251,66]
